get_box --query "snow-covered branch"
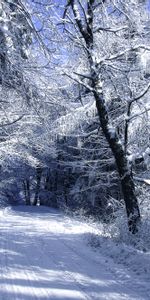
[94,26,128,33]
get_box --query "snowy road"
[0,206,149,300]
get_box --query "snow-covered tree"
[55,0,150,233]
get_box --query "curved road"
[0,206,149,299]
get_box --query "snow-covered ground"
[0,205,150,300]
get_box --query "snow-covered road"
[0,206,149,300]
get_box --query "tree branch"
[63,72,94,91]
[0,115,24,127]
[94,25,128,33]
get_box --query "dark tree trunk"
[23,179,31,205]
[33,167,42,206]
[0,28,7,84]
[26,179,31,205]
[95,91,141,233]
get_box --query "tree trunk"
[94,91,141,233]
[33,167,42,206]
[26,179,31,205]
[23,179,31,205]
[0,28,7,84]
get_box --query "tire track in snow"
[1,207,149,300]
[0,208,90,300]
[33,236,92,300]
[0,213,41,300]
[1,210,56,299]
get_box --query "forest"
[0,0,150,234]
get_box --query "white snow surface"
[0,205,150,300]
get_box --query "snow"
[107,125,116,139]
[0,205,150,300]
